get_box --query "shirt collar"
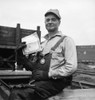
[44,31,63,40]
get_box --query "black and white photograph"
[0,0,95,100]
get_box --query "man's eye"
[52,18,56,21]
[46,19,50,22]
[46,18,57,22]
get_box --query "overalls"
[8,36,72,100]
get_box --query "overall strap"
[51,36,67,51]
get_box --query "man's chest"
[42,37,64,54]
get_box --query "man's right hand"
[18,42,26,50]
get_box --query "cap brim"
[45,12,61,19]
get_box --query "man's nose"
[48,19,52,23]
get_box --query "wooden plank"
[0,70,32,79]
[0,86,9,100]
[0,26,16,46]
[47,89,95,100]
[0,24,40,48]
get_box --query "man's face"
[45,14,60,32]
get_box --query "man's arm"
[48,37,77,78]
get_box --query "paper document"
[22,32,41,55]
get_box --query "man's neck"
[48,30,59,39]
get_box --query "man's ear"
[59,20,61,24]
[58,20,61,26]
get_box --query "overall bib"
[8,36,72,100]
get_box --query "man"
[8,9,77,100]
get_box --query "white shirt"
[41,31,77,79]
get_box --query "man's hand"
[18,42,26,49]
[32,70,49,81]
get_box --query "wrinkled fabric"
[8,32,75,100]
[41,31,77,78]
[8,52,72,100]
[32,70,49,81]
[8,77,72,100]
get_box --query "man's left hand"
[32,70,49,81]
